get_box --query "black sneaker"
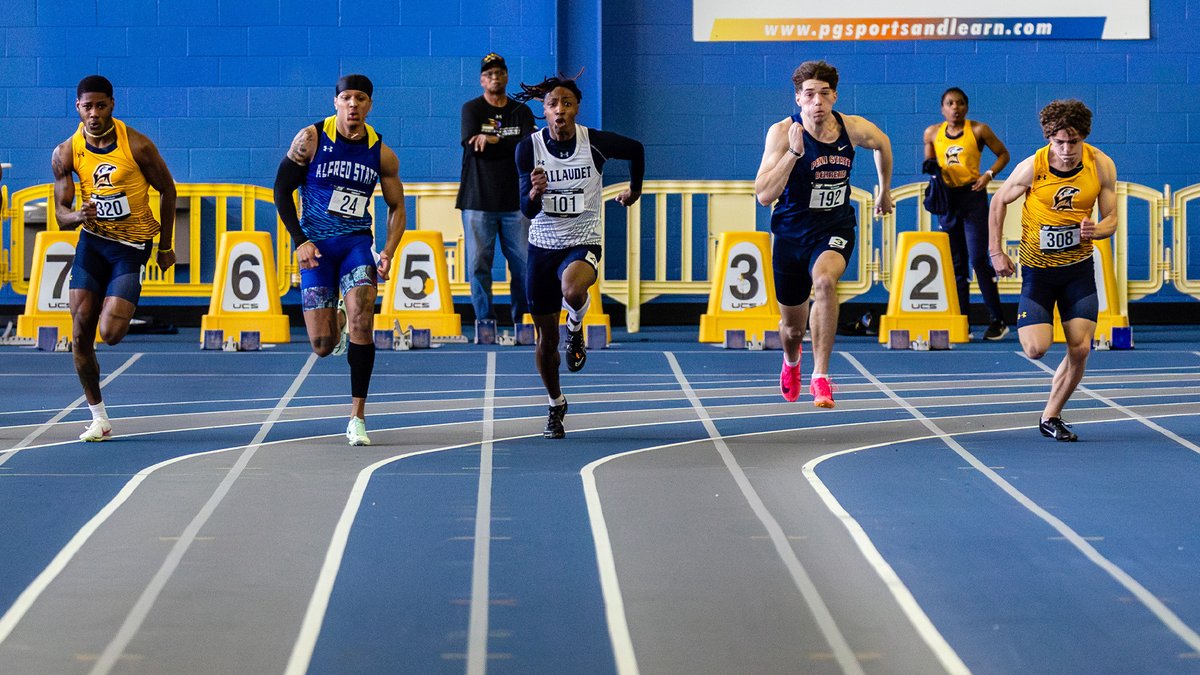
[565,327,587,372]
[1039,417,1078,442]
[544,402,568,439]
[983,320,1009,341]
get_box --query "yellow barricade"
[200,231,291,343]
[879,231,969,343]
[16,230,79,339]
[375,230,462,336]
[1051,238,1129,343]
[699,231,780,342]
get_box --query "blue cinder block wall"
[2,0,1198,303]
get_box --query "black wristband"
[788,148,802,157]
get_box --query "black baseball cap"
[481,53,507,72]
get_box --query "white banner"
[694,0,1148,41]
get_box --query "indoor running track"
[1,326,1198,675]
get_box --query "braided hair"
[512,69,585,104]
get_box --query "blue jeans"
[461,209,530,322]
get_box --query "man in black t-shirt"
[456,53,535,324]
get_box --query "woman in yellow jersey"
[922,87,1009,340]
[988,100,1117,442]
[50,76,177,442]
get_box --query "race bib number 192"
[809,183,847,210]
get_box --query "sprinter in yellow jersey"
[51,76,177,442]
[988,100,1117,442]
[923,87,1009,340]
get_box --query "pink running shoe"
[779,352,802,402]
[810,376,835,409]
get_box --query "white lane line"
[88,353,319,675]
[0,354,143,467]
[802,445,970,675]
[843,352,1200,655]
[1022,354,1200,456]
[466,353,497,675]
[665,352,865,675]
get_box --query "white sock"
[783,354,799,367]
[811,373,827,381]
[89,402,108,422]
[563,294,591,331]
[549,394,566,407]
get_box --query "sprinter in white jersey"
[514,75,644,439]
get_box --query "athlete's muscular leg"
[561,260,596,312]
[532,313,563,399]
[70,289,104,405]
[1043,318,1094,419]
[1017,323,1054,360]
[303,308,339,357]
[778,302,811,364]
[97,295,137,345]
[808,250,848,375]
[343,284,378,420]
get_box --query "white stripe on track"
[0,354,142,467]
[1022,353,1200,456]
[87,353,319,675]
[665,352,865,675]
[466,353,497,674]
[845,352,1200,656]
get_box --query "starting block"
[1093,338,1111,351]
[202,329,224,351]
[433,334,468,344]
[374,329,394,350]
[763,331,782,350]
[887,330,910,350]
[222,336,240,352]
[411,328,431,349]
[911,337,930,351]
[497,331,517,346]
[515,323,535,346]
[239,331,261,352]
[475,319,496,345]
[0,321,36,346]
[586,324,608,349]
[723,329,746,350]
[929,330,950,351]
[1111,326,1133,349]
[37,326,59,352]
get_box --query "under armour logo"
[1052,186,1080,211]
[322,145,333,153]
[944,145,964,165]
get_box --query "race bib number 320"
[1039,223,1081,252]
[93,193,131,221]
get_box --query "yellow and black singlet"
[933,121,982,188]
[71,118,159,245]
[1019,143,1101,269]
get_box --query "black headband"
[335,74,373,98]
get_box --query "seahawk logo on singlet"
[1053,186,1081,211]
[93,163,118,188]
[944,145,964,165]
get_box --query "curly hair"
[792,60,839,92]
[512,71,584,104]
[1040,99,1092,139]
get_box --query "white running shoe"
[332,297,349,356]
[80,419,113,442]
[346,417,371,446]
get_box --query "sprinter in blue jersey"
[755,60,893,409]
[274,74,406,446]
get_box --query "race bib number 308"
[1039,223,1081,252]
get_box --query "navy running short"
[1017,258,1098,328]
[525,244,601,316]
[69,228,153,303]
[299,231,377,311]
[772,226,856,306]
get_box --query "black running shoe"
[1039,417,1078,442]
[983,320,1009,341]
[565,327,587,372]
[544,402,568,439]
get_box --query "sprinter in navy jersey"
[274,74,406,446]
[755,60,893,409]
[513,75,644,439]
